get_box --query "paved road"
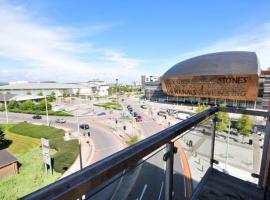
[0,111,124,199]
[123,99,189,200]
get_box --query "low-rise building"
[0,150,18,179]
[0,83,90,97]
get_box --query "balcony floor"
[195,168,264,200]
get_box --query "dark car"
[127,105,131,109]
[133,112,138,117]
[140,105,147,109]
[80,124,90,130]
[157,111,167,117]
[32,115,42,119]
[135,115,142,122]
[97,112,106,116]
[55,119,66,123]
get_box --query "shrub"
[9,122,78,173]
[7,100,18,109]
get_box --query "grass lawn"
[5,131,40,155]
[94,101,123,110]
[0,148,61,200]
[8,122,79,173]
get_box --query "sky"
[0,0,270,83]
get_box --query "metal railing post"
[164,142,174,200]
[259,115,270,188]
[210,114,217,168]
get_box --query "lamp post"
[3,95,8,124]
[44,95,49,126]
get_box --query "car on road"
[133,112,138,117]
[135,115,142,122]
[157,111,167,117]
[97,112,106,116]
[55,119,66,123]
[140,105,147,109]
[80,124,90,130]
[32,115,42,119]
[166,109,177,116]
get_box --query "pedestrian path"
[61,134,94,178]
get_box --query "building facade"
[142,51,269,110]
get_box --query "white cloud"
[175,23,270,70]
[0,1,145,82]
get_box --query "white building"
[99,85,110,96]
[0,83,91,96]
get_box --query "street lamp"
[44,95,49,126]
[3,95,9,124]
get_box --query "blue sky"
[0,0,270,83]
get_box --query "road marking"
[139,184,148,200]
[157,181,164,200]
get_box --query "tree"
[37,91,43,96]
[196,104,210,124]
[7,100,18,110]
[47,91,56,102]
[216,105,229,132]
[0,126,4,146]
[76,90,80,97]
[236,115,253,142]
[26,91,32,95]
[63,90,68,97]
[19,100,35,110]
[37,99,52,111]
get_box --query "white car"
[55,119,66,123]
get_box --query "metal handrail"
[22,106,219,200]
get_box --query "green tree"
[76,90,80,97]
[47,91,56,102]
[236,114,253,142]
[19,100,35,110]
[216,105,229,132]
[37,91,43,96]
[38,99,52,111]
[26,91,32,95]
[63,90,68,97]
[0,126,4,146]
[7,100,18,110]
[195,104,210,125]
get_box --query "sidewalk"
[61,134,94,178]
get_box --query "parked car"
[133,112,138,117]
[135,115,142,122]
[127,105,131,108]
[157,111,167,117]
[166,109,176,115]
[80,124,90,130]
[32,115,42,119]
[175,112,190,120]
[55,119,66,123]
[97,112,106,116]
[140,105,147,109]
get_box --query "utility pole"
[4,95,8,124]
[45,95,49,126]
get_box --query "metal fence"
[22,106,269,200]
